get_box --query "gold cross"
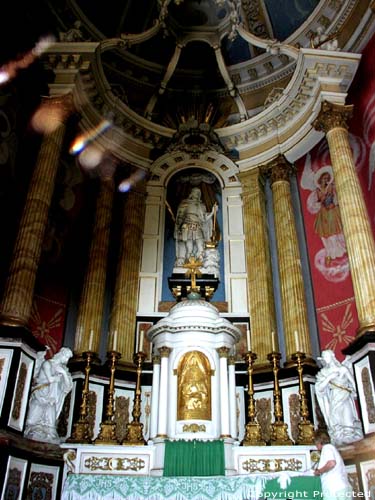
[183,256,202,290]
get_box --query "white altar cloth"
[61,474,265,500]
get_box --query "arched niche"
[138,151,249,315]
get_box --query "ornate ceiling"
[3,0,375,170]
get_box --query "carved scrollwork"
[84,456,145,471]
[182,423,206,433]
[242,457,303,473]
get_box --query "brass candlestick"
[241,351,266,446]
[268,351,293,445]
[67,350,94,443]
[122,351,147,445]
[292,351,315,444]
[94,350,121,445]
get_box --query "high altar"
[60,293,319,499]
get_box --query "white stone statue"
[315,349,363,445]
[24,347,73,444]
[174,187,217,267]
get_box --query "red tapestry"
[29,294,66,354]
[296,33,375,360]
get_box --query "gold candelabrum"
[241,351,266,446]
[291,351,315,444]
[267,351,293,445]
[67,350,94,443]
[122,351,147,445]
[94,350,121,445]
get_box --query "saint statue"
[315,350,363,445]
[24,347,73,444]
[174,187,217,267]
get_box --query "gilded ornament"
[177,350,211,421]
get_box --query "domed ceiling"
[2,0,373,167]
[3,0,320,124]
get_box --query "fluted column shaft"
[217,347,230,437]
[150,355,161,439]
[314,102,375,335]
[109,179,146,362]
[228,356,237,439]
[157,347,170,438]
[270,156,312,361]
[74,177,115,355]
[0,95,73,327]
[239,169,277,361]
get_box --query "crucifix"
[183,256,202,291]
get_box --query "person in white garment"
[314,431,352,500]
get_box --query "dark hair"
[314,430,330,445]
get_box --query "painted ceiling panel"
[264,0,319,40]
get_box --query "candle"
[246,328,251,351]
[271,331,276,352]
[88,329,94,351]
[294,330,300,352]
[138,329,144,353]
[112,330,118,352]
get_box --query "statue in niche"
[174,186,218,269]
[24,347,73,444]
[315,349,363,446]
[178,351,211,421]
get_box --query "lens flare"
[118,169,146,193]
[0,35,55,86]
[69,120,112,155]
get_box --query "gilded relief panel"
[177,350,211,421]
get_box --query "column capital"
[238,167,265,196]
[159,346,171,358]
[228,355,236,365]
[152,355,161,364]
[268,155,294,184]
[313,101,353,134]
[41,93,75,122]
[217,346,230,358]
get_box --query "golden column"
[0,95,73,327]
[239,168,277,363]
[74,175,115,356]
[270,156,312,363]
[314,102,375,337]
[109,176,146,364]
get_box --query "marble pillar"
[217,347,230,437]
[270,156,312,363]
[74,176,115,356]
[0,95,73,327]
[150,355,161,440]
[157,347,170,438]
[109,177,146,363]
[314,101,375,336]
[239,169,277,363]
[228,355,237,439]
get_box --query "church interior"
[1,0,375,498]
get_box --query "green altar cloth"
[61,473,321,500]
[163,440,225,476]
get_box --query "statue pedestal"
[168,273,219,301]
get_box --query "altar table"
[61,473,321,500]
